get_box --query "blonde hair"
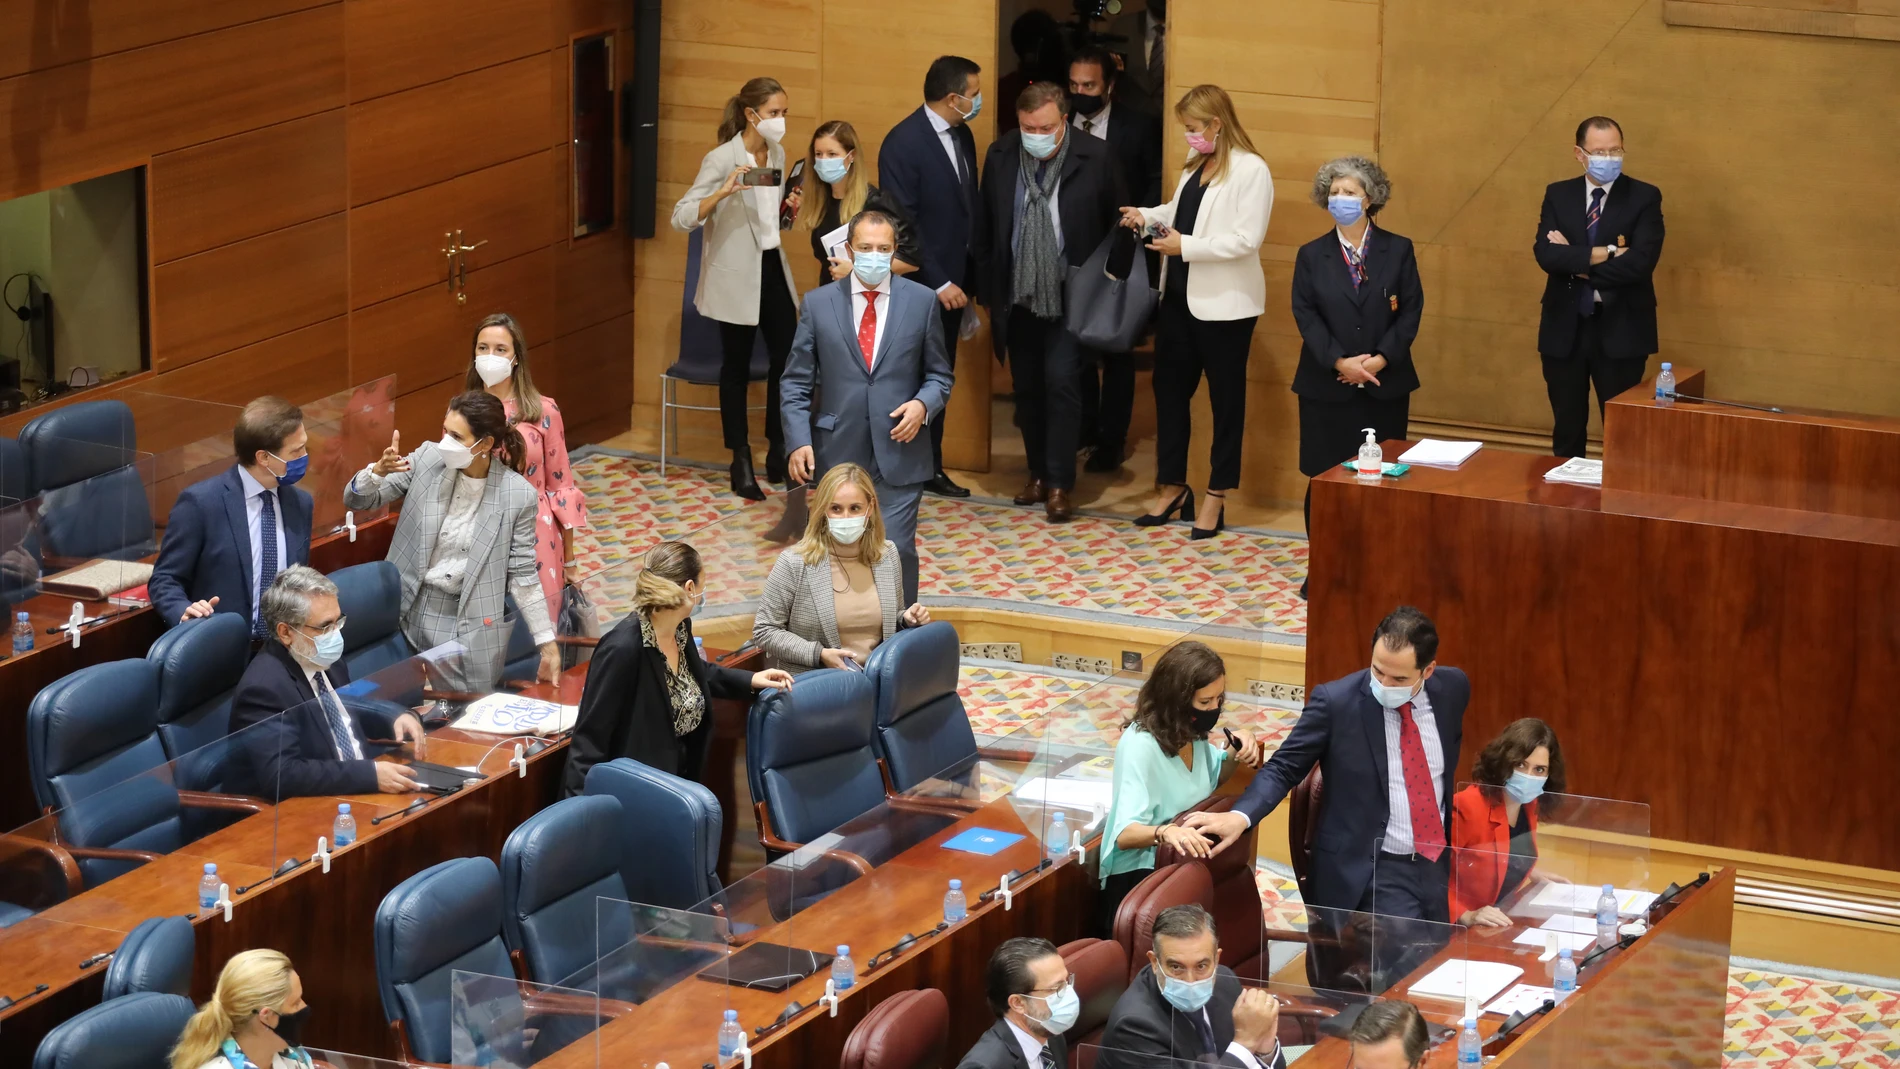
[795,464,886,567]
[798,121,871,233]
[1174,84,1260,185]
[633,541,702,614]
[171,950,296,1069]
[463,312,545,426]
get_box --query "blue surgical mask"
[853,250,892,286]
[1585,155,1622,184]
[1328,194,1364,227]
[1159,973,1216,1014]
[270,451,309,487]
[1505,771,1547,805]
[301,627,344,669]
[1029,982,1081,1034]
[1022,130,1060,160]
[814,157,850,184]
[1368,674,1419,710]
[690,589,706,617]
[957,92,983,121]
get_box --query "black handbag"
[1064,227,1157,351]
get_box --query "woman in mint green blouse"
[1096,641,1265,934]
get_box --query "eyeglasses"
[295,617,347,637]
[1027,973,1078,997]
[1584,149,1626,158]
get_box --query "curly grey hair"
[1311,155,1392,217]
[261,564,338,638]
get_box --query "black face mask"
[1070,92,1107,117]
[267,1005,312,1050]
[1190,704,1220,734]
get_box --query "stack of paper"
[1013,776,1115,812]
[454,694,579,736]
[1482,983,1557,1017]
[1407,960,1524,1005]
[1527,883,1658,917]
[1513,928,1596,953]
[1544,457,1604,487]
[1397,439,1483,467]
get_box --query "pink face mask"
[1185,129,1217,155]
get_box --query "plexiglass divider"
[296,375,396,538]
[581,898,737,1068]
[451,968,607,1067]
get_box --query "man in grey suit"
[783,209,955,603]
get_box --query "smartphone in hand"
[741,166,783,187]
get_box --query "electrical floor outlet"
[1051,652,1115,676]
[960,642,1023,662]
[1248,680,1305,704]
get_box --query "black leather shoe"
[764,443,788,486]
[1084,444,1124,473]
[730,450,765,502]
[928,471,971,498]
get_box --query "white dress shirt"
[301,663,363,760]
[1006,1018,1052,1069]
[1335,224,1372,260]
[1379,682,1445,855]
[850,273,892,365]
[1584,175,1617,304]
[1073,100,1113,140]
[748,183,782,251]
[238,466,287,624]
[924,105,964,181]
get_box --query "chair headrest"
[375,857,504,1004]
[501,795,626,921]
[749,669,877,774]
[26,660,163,805]
[147,614,251,727]
[1057,938,1129,1041]
[102,916,195,999]
[0,436,30,501]
[840,988,949,1069]
[869,621,961,728]
[584,759,723,908]
[332,561,404,654]
[1115,862,1214,981]
[31,991,195,1069]
[19,400,138,489]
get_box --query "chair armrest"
[1264,925,1313,944]
[554,635,599,649]
[886,793,982,815]
[525,991,639,1019]
[0,832,82,898]
[59,844,163,865]
[422,688,485,703]
[753,800,874,874]
[176,791,266,814]
[977,743,1042,764]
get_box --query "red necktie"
[857,290,879,371]
[1396,702,1445,860]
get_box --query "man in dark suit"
[1533,115,1665,458]
[957,938,1076,1069]
[878,54,984,499]
[227,565,424,799]
[1068,45,1160,474]
[1104,0,1167,117]
[1097,905,1285,1069]
[149,396,314,634]
[1185,606,1468,924]
[976,82,1125,522]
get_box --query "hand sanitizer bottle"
[1356,428,1383,481]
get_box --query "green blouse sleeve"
[1100,728,1164,883]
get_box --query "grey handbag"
[1064,227,1156,351]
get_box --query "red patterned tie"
[1396,702,1445,860]
[857,290,879,371]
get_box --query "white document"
[1537,913,1599,935]
[1543,457,1603,486]
[819,222,850,263]
[454,694,578,736]
[1482,983,1557,1018]
[1013,776,1116,812]
[1514,928,1595,953]
[1406,959,1523,1005]
[1397,439,1483,467]
[1527,883,1658,917]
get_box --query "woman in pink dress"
[464,312,588,623]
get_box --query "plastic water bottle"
[1655,362,1676,406]
[943,879,967,924]
[830,945,856,991]
[12,612,32,654]
[198,863,221,910]
[693,636,705,657]
[1457,1017,1481,1065]
[1552,947,1577,1003]
[1596,884,1620,946]
[1047,812,1069,862]
[1356,427,1383,481]
[717,1009,743,1059]
[332,803,357,848]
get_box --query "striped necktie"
[1580,187,1605,315]
[255,490,278,638]
[315,675,356,760]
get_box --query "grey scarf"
[1012,134,1071,319]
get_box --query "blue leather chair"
[101,915,194,999]
[18,399,157,562]
[865,621,979,795]
[146,613,253,822]
[498,795,632,987]
[330,561,422,698]
[31,991,194,1069]
[746,669,887,853]
[0,434,41,605]
[658,230,771,475]
[583,758,723,910]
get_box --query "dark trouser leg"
[1095,867,1153,938]
[1078,350,1103,449]
[1542,314,1598,458]
[1592,351,1649,417]
[1198,313,1258,492]
[1097,349,1135,459]
[931,306,961,471]
[1356,853,1454,988]
[1009,306,1052,483]
[716,320,761,450]
[757,250,799,450]
[1044,328,1084,490]
[1152,293,1200,486]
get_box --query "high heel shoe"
[1190,492,1227,540]
[1134,487,1194,527]
[730,449,766,502]
[764,442,788,486]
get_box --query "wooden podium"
[1306,369,1900,869]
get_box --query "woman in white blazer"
[1120,84,1273,538]
[670,76,803,501]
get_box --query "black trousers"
[1078,348,1135,459]
[1095,866,1152,938]
[1353,851,1452,990]
[929,305,961,473]
[715,249,798,452]
[1540,312,1647,459]
[1008,306,1084,490]
[1154,290,1258,491]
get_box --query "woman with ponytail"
[561,541,794,795]
[171,950,312,1069]
[670,76,803,501]
[345,390,560,687]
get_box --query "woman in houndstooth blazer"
[751,464,930,674]
[343,391,559,689]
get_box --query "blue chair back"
[147,613,252,768]
[19,399,156,561]
[102,916,195,1000]
[583,758,723,909]
[746,670,884,846]
[374,856,516,1064]
[671,230,770,383]
[331,561,419,692]
[31,991,194,1069]
[0,435,40,604]
[25,660,181,885]
[499,795,631,985]
[866,622,977,793]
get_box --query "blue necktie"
[316,676,356,760]
[255,490,279,638]
[1579,187,1605,316]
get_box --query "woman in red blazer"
[1448,718,1567,928]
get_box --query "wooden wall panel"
[348,53,552,206]
[344,0,549,102]
[149,111,348,262]
[0,6,345,199]
[391,377,468,457]
[0,0,328,80]
[146,316,351,407]
[661,0,822,52]
[151,214,348,370]
[350,247,557,394]
[547,313,634,446]
[556,228,637,339]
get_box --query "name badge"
[1389,294,1399,312]
[1617,235,1627,248]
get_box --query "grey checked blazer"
[751,542,906,673]
[342,442,542,675]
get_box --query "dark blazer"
[1533,174,1665,360]
[1232,667,1470,912]
[227,640,398,799]
[561,612,756,795]
[878,106,981,292]
[807,182,925,286]
[956,1017,1069,1069]
[1097,103,1163,209]
[149,466,312,627]
[975,129,1127,358]
[1098,965,1267,1069]
[1289,226,1426,402]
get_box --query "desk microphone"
[1666,392,1783,414]
[78,950,114,969]
[236,857,306,895]
[0,984,50,1010]
[371,784,464,825]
